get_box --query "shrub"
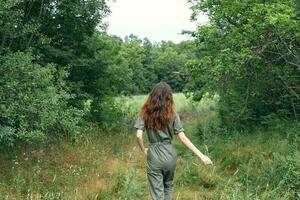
[270,153,300,199]
[90,97,126,132]
[0,51,84,145]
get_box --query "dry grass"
[1,94,298,200]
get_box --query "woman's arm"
[136,129,148,156]
[177,132,213,165]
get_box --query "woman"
[134,82,213,200]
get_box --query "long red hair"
[140,82,176,129]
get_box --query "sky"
[104,0,209,43]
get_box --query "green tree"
[141,37,158,92]
[74,33,133,126]
[0,0,128,143]
[152,43,188,92]
[120,34,148,94]
[188,0,300,129]
[0,52,83,145]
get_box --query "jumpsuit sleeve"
[134,116,145,131]
[174,114,184,135]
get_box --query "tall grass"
[0,93,299,199]
[175,127,299,199]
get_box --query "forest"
[0,0,299,199]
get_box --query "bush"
[0,126,17,147]
[90,97,126,132]
[0,51,84,145]
[187,0,300,130]
[271,153,300,199]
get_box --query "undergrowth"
[0,94,299,199]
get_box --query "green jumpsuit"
[134,114,184,200]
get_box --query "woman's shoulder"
[174,112,180,120]
[134,115,145,130]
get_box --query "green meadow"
[2,1,299,199]
[0,94,298,199]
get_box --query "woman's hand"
[177,132,213,166]
[199,155,213,165]
[144,148,148,156]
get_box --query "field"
[0,94,299,200]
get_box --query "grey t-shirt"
[134,113,184,143]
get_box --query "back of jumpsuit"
[134,113,184,200]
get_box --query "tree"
[0,0,127,143]
[152,43,188,92]
[0,52,83,145]
[119,34,148,94]
[187,0,300,129]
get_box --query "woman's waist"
[149,140,172,146]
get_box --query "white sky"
[104,0,209,43]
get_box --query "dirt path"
[72,113,209,199]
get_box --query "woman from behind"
[134,82,212,200]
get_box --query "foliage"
[70,32,133,99]
[0,51,84,145]
[119,35,198,94]
[90,97,126,132]
[270,153,300,199]
[187,0,300,129]
[0,0,198,139]
[152,42,189,92]
[0,0,134,141]
[119,35,149,94]
[173,113,300,199]
[0,94,299,199]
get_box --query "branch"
[278,75,300,101]
[26,0,44,48]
